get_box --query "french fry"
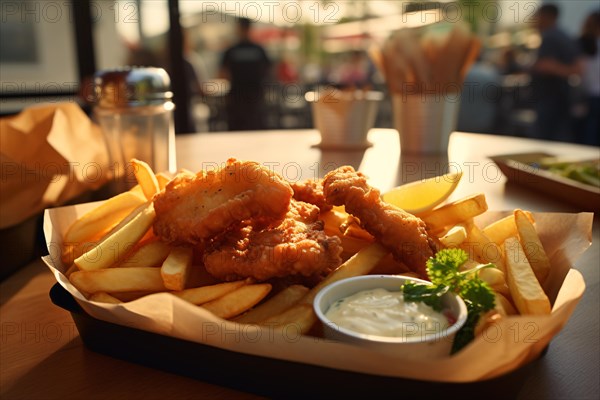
[514,210,551,285]
[483,211,534,246]
[478,266,510,297]
[156,173,172,190]
[339,235,372,258]
[261,304,318,335]
[421,193,488,232]
[460,223,505,273]
[89,292,122,304]
[131,158,160,200]
[201,284,272,319]
[503,237,551,315]
[320,208,351,238]
[63,199,150,266]
[494,292,517,316]
[74,202,155,271]
[341,216,374,241]
[70,267,167,293]
[235,285,309,324]
[172,280,247,305]
[64,190,146,244]
[120,239,171,268]
[300,242,388,305]
[64,264,79,278]
[320,209,374,254]
[438,223,468,247]
[161,246,193,291]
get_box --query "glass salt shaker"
[93,67,176,192]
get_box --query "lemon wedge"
[382,171,463,215]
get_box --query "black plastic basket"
[50,283,539,399]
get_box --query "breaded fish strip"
[204,201,343,282]
[290,178,332,212]
[323,166,435,277]
[154,158,293,244]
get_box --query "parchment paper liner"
[42,204,593,382]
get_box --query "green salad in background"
[538,158,600,188]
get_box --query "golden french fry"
[235,285,309,324]
[70,267,167,293]
[201,284,272,319]
[74,202,155,271]
[478,266,510,297]
[64,191,146,244]
[494,292,517,316]
[156,173,172,190]
[460,223,505,273]
[300,242,388,305]
[438,223,468,247]
[503,237,551,315]
[64,264,79,278]
[483,211,534,246]
[483,215,517,246]
[421,193,488,232]
[89,292,122,304]
[261,304,318,335]
[339,235,372,258]
[341,216,374,241]
[120,239,171,268]
[172,280,247,305]
[131,158,160,200]
[320,208,350,236]
[63,199,150,266]
[161,246,193,291]
[514,209,551,285]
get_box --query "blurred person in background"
[531,4,582,141]
[219,17,271,131]
[577,11,600,146]
[276,54,299,84]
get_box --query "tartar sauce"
[325,288,449,338]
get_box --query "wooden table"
[2,130,598,399]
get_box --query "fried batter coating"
[154,159,293,244]
[203,201,343,282]
[322,166,435,277]
[290,178,332,211]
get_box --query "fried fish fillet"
[203,201,343,282]
[154,159,293,244]
[322,166,435,277]
[290,178,332,211]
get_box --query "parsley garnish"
[402,248,496,353]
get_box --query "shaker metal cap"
[93,67,173,108]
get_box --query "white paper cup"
[307,91,383,150]
[392,93,460,154]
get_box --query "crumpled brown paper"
[42,206,592,382]
[0,103,110,228]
